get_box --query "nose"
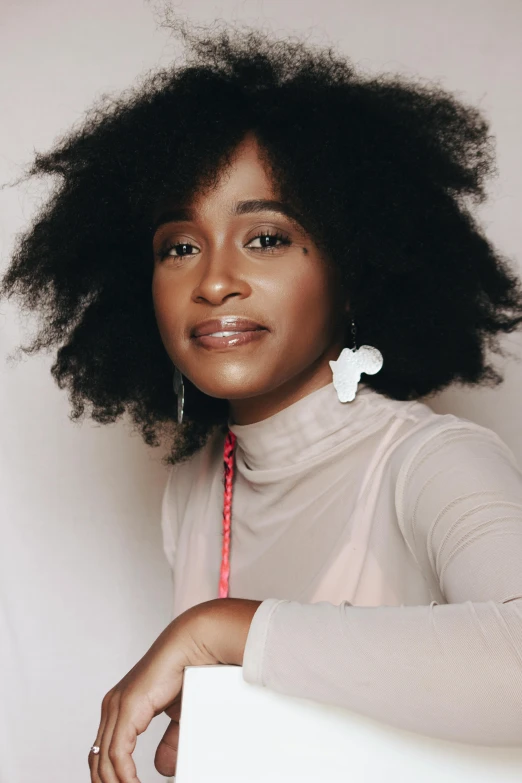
[191,245,251,306]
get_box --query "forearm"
[242,598,522,747]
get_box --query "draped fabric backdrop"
[1,1,521,781]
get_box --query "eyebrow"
[151,199,301,234]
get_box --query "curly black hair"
[2,20,522,465]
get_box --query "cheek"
[276,265,339,347]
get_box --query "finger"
[109,718,141,783]
[89,733,103,783]
[88,732,103,783]
[164,692,182,721]
[109,696,154,783]
[98,701,122,783]
[155,687,182,776]
[154,719,180,778]
[89,694,111,783]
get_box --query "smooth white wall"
[1,2,521,782]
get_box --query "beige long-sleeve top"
[161,381,522,746]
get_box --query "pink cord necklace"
[218,430,237,598]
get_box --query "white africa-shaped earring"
[329,318,384,402]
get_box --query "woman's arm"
[242,425,522,746]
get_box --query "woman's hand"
[88,597,262,783]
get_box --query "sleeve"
[242,424,522,746]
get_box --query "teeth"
[209,331,243,337]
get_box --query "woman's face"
[151,134,348,424]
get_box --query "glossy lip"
[191,316,267,338]
[193,329,268,350]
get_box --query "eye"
[159,241,201,260]
[246,230,291,251]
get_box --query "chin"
[190,372,273,401]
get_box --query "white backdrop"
[1,2,521,782]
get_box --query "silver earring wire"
[173,367,184,425]
[350,317,357,350]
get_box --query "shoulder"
[162,426,226,515]
[383,402,522,599]
[387,400,522,542]
[387,397,521,484]
[161,427,226,565]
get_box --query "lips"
[194,330,268,350]
[191,317,266,338]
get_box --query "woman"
[2,22,522,783]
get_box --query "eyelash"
[157,230,292,260]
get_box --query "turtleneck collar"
[227,381,396,472]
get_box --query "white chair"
[175,665,522,782]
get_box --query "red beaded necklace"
[218,430,237,598]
